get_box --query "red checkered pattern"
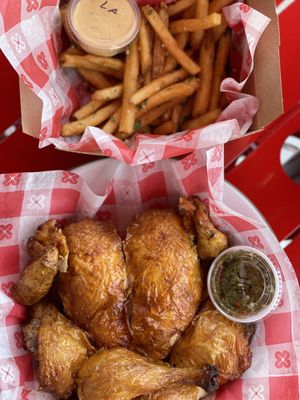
[0,147,299,399]
[1,2,269,163]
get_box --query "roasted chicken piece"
[23,302,94,399]
[170,300,254,385]
[124,209,202,360]
[12,219,68,305]
[76,347,218,400]
[139,384,207,399]
[179,197,228,260]
[59,219,130,348]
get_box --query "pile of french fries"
[60,0,233,139]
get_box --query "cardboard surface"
[246,0,283,130]
[19,0,283,142]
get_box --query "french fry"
[136,77,199,116]
[142,5,200,75]
[61,46,85,56]
[212,13,228,43]
[60,54,123,79]
[77,68,111,89]
[119,40,140,136]
[167,0,196,17]
[160,109,172,123]
[171,103,183,131]
[192,34,215,117]
[209,31,231,111]
[92,84,123,102]
[152,3,169,80]
[139,16,153,78]
[131,69,188,105]
[61,100,121,137]
[102,107,122,134]
[169,13,222,34]
[138,99,181,127]
[209,0,234,13]
[180,96,194,126]
[73,99,104,120]
[182,108,221,129]
[153,120,174,134]
[163,33,189,73]
[190,0,209,49]
[85,55,125,72]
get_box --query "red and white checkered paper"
[0,1,269,164]
[0,147,299,400]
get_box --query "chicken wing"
[139,384,207,399]
[170,300,254,385]
[179,197,228,260]
[23,302,94,399]
[124,209,202,360]
[12,219,68,305]
[76,347,218,400]
[58,219,130,348]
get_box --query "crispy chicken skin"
[170,300,254,385]
[12,246,59,306]
[12,219,69,306]
[124,209,202,360]
[23,303,94,399]
[76,347,218,400]
[139,384,207,399]
[179,197,228,260]
[59,219,130,348]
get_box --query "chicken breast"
[59,219,131,348]
[170,300,254,385]
[23,302,94,399]
[124,209,202,360]
[76,347,218,400]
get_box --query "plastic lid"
[207,246,282,324]
[67,0,141,57]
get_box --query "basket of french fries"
[0,0,277,162]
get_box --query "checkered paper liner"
[0,147,300,399]
[0,1,269,164]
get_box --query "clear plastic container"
[66,0,141,57]
[207,246,282,324]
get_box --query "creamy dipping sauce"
[68,0,140,56]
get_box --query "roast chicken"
[139,384,207,399]
[23,302,94,399]
[170,300,254,385]
[12,219,68,305]
[124,209,202,360]
[76,347,218,400]
[58,219,131,348]
[179,197,228,260]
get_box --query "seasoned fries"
[191,0,209,49]
[168,0,197,17]
[131,69,188,105]
[119,40,140,136]
[142,5,200,75]
[209,31,231,111]
[92,85,123,102]
[60,1,233,139]
[182,108,221,129]
[62,100,121,137]
[193,34,215,117]
[169,13,222,34]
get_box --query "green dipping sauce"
[210,250,276,318]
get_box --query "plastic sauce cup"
[207,246,282,324]
[66,0,141,57]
